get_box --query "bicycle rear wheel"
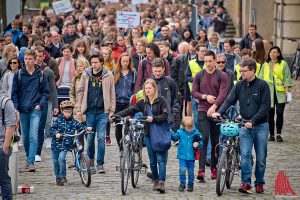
[78,153,91,187]
[121,144,131,195]
[226,148,238,188]
[131,148,142,188]
[216,147,228,196]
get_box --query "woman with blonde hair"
[112,79,170,193]
[0,44,17,76]
[101,47,115,71]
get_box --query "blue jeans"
[144,136,168,182]
[52,150,67,180]
[37,104,48,156]
[191,98,199,130]
[0,148,13,200]
[179,159,195,186]
[20,109,41,164]
[239,123,269,186]
[86,112,108,165]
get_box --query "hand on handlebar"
[146,116,153,122]
[245,122,253,129]
[56,133,62,139]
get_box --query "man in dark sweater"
[212,59,271,194]
[192,50,228,182]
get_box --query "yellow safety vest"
[262,61,286,92]
[188,59,204,91]
[234,62,261,84]
[145,30,154,43]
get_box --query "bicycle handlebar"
[62,129,93,138]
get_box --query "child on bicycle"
[49,100,86,186]
[171,116,203,192]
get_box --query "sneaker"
[174,141,179,146]
[268,135,275,141]
[196,169,205,182]
[157,181,165,193]
[239,183,252,194]
[205,158,211,167]
[276,135,283,142]
[153,180,159,191]
[255,184,264,193]
[35,155,42,162]
[106,136,111,145]
[178,184,185,192]
[146,169,152,179]
[96,164,105,173]
[20,163,36,172]
[187,184,194,192]
[60,177,68,184]
[211,167,217,180]
[56,178,64,186]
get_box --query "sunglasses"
[10,62,18,65]
[216,61,226,64]
[105,43,113,46]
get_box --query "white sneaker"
[35,155,42,162]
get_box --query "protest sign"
[117,11,140,28]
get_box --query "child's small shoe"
[187,184,194,192]
[178,184,185,192]
[56,178,64,186]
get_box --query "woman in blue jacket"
[113,52,136,150]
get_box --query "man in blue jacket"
[11,49,50,172]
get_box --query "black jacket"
[151,75,180,119]
[16,34,29,49]
[218,77,271,125]
[240,33,263,49]
[117,96,169,136]
[46,43,62,59]
[63,34,80,44]
[132,53,146,71]
[171,54,189,92]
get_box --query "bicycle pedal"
[116,166,120,171]
[140,167,146,174]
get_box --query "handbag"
[146,104,171,152]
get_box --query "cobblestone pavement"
[14,81,300,200]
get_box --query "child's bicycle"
[62,129,93,187]
[213,108,248,196]
[111,115,148,195]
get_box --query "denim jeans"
[191,97,199,130]
[179,159,195,186]
[37,104,48,156]
[239,122,269,186]
[20,109,41,164]
[86,112,108,165]
[144,136,168,182]
[52,150,67,180]
[0,148,13,200]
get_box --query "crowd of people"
[0,0,294,199]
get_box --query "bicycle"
[112,115,148,195]
[214,109,248,196]
[291,40,300,80]
[63,129,92,187]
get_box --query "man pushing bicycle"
[212,59,271,194]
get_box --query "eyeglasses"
[105,43,113,46]
[216,61,226,64]
[10,62,18,65]
[239,69,251,73]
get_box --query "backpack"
[0,95,20,143]
[18,69,44,94]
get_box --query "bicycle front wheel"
[131,147,142,188]
[121,144,131,195]
[78,153,91,187]
[216,147,228,196]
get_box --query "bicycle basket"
[220,122,239,137]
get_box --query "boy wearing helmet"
[49,100,86,186]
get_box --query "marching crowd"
[0,0,294,199]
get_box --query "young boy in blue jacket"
[50,100,86,186]
[171,116,203,192]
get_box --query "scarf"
[56,57,76,86]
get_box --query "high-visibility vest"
[188,59,205,91]
[234,62,261,84]
[145,30,154,43]
[262,61,286,92]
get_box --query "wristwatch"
[204,94,207,100]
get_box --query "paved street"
[14,80,300,200]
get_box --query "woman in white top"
[2,58,21,97]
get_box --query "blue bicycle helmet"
[220,122,239,136]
